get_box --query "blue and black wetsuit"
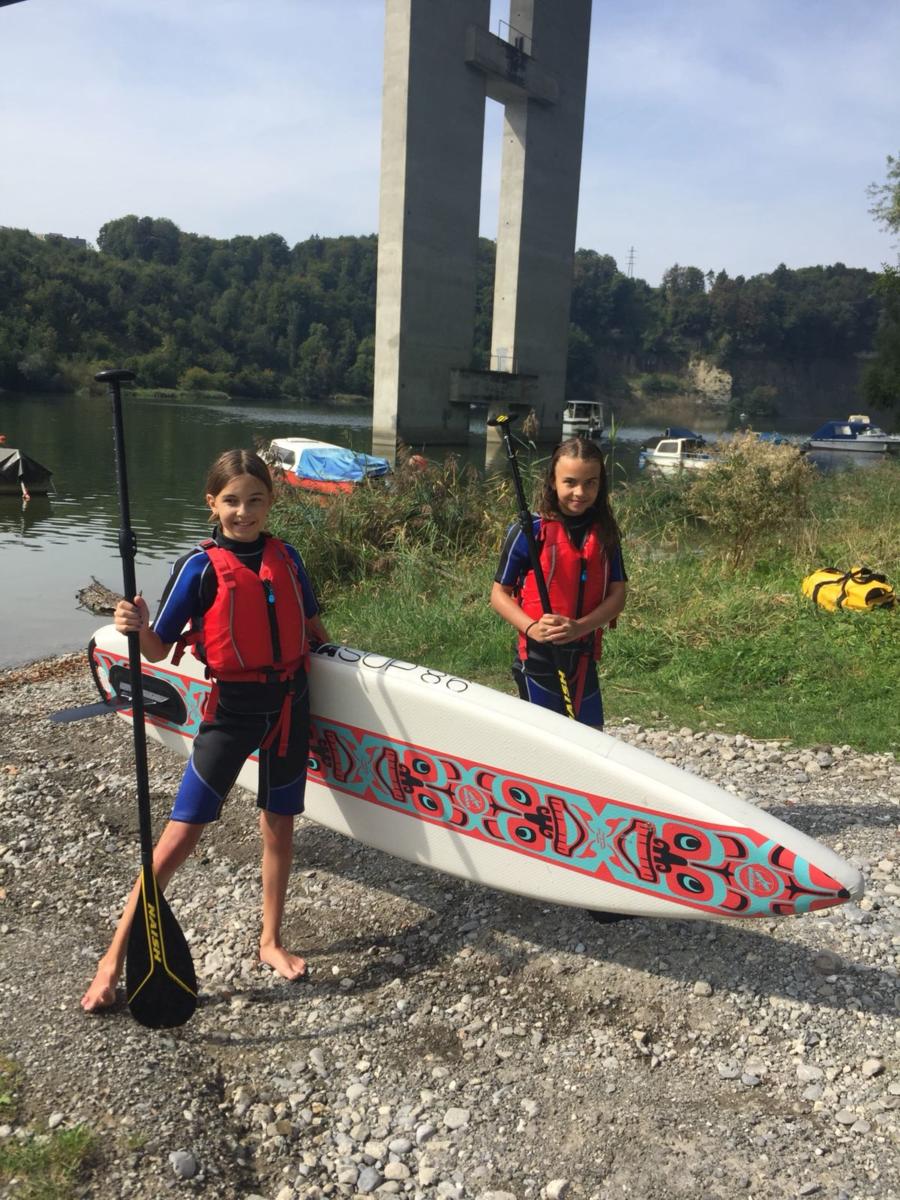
[152,528,320,824]
[494,512,627,727]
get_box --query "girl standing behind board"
[490,437,627,729]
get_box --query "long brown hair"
[539,437,621,550]
[204,450,273,503]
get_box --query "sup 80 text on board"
[313,644,469,693]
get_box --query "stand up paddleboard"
[84,627,863,920]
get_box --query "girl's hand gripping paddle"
[488,414,577,721]
[96,368,198,1028]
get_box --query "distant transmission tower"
[626,246,635,278]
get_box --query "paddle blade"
[126,867,197,1029]
[49,698,131,724]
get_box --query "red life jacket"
[518,518,610,661]
[169,537,310,758]
[175,537,308,679]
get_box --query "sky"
[1,0,898,287]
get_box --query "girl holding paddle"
[490,436,627,728]
[81,449,329,1013]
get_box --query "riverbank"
[0,653,898,1199]
[275,450,900,755]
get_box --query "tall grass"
[271,448,900,753]
[268,452,515,597]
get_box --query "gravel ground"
[0,653,898,1200]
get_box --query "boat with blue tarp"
[267,437,391,495]
[804,415,900,453]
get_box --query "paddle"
[488,414,577,721]
[96,368,198,1028]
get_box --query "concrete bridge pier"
[372,0,593,463]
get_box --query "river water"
[0,389,890,667]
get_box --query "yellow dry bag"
[801,565,896,612]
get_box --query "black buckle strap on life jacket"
[259,673,297,758]
[202,668,300,757]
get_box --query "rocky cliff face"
[688,356,733,407]
[615,355,872,425]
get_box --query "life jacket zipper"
[262,579,282,664]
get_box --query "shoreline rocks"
[0,656,897,1199]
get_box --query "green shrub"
[177,365,229,393]
[684,432,813,565]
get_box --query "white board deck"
[89,627,863,921]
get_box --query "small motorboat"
[640,426,707,452]
[639,430,713,474]
[804,415,900,453]
[267,437,391,496]
[562,400,604,439]
[0,446,54,498]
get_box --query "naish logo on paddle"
[146,901,163,965]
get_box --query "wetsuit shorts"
[512,655,603,728]
[171,675,311,824]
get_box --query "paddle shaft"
[100,370,154,868]
[94,371,198,1026]
[490,415,577,721]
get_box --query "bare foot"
[259,943,307,980]
[80,961,120,1012]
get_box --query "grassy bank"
[270,448,900,754]
[0,1056,96,1198]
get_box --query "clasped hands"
[526,613,584,644]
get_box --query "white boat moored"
[639,435,714,474]
[562,401,604,439]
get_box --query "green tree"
[862,267,900,411]
[0,217,884,401]
[565,323,596,397]
[345,334,376,396]
[295,323,334,398]
[867,153,900,249]
[863,153,900,410]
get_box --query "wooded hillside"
[0,215,881,406]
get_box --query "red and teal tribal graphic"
[90,646,851,918]
[308,716,850,918]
